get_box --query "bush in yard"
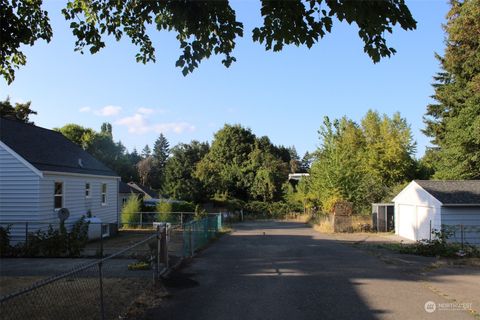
[392,228,480,258]
[25,217,90,257]
[0,224,12,256]
[121,193,142,227]
[156,201,173,222]
[244,201,269,217]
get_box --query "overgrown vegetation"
[0,224,12,256]
[121,193,142,227]
[1,217,89,257]
[381,229,480,258]
[156,201,173,222]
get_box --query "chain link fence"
[0,215,224,319]
[183,215,222,257]
[441,224,480,246]
[0,227,167,320]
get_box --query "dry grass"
[1,275,152,320]
[313,220,334,233]
[283,213,311,223]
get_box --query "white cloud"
[116,113,195,135]
[116,114,150,134]
[94,105,122,116]
[79,106,92,113]
[137,107,155,115]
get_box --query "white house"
[393,180,480,244]
[0,118,120,241]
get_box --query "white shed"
[393,180,480,244]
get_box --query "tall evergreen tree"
[151,133,170,189]
[423,0,480,179]
[141,145,151,158]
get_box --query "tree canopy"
[423,0,480,179]
[308,110,417,213]
[163,140,210,202]
[1,0,417,84]
[195,124,290,202]
[55,122,138,182]
[0,97,37,123]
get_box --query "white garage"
[393,180,480,244]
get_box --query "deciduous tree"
[2,0,416,83]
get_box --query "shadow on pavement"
[145,221,479,320]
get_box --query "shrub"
[156,201,173,222]
[0,225,12,256]
[128,261,151,271]
[121,193,142,227]
[388,228,480,258]
[25,217,90,257]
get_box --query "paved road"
[147,221,476,320]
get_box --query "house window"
[54,182,63,209]
[101,183,107,205]
[122,197,128,206]
[85,183,91,198]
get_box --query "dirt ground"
[0,229,184,319]
[82,229,184,257]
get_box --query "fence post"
[189,225,194,257]
[156,225,161,279]
[460,224,464,250]
[429,220,432,241]
[99,226,104,258]
[98,226,105,320]
[180,213,183,228]
[162,225,168,269]
[25,221,29,251]
[140,212,143,229]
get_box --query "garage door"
[398,204,416,240]
[416,206,433,240]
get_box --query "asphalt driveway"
[147,221,478,320]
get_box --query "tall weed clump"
[121,193,141,227]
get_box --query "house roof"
[119,181,142,194]
[415,180,480,205]
[127,182,158,198]
[0,117,118,177]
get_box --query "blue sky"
[1,0,449,158]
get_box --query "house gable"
[0,140,43,177]
[393,181,443,207]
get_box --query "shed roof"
[415,180,480,205]
[0,117,118,177]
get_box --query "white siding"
[0,144,41,221]
[0,144,42,242]
[39,173,119,225]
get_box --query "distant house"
[127,182,158,200]
[393,180,480,244]
[0,118,120,240]
[288,173,310,181]
[118,181,143,212]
